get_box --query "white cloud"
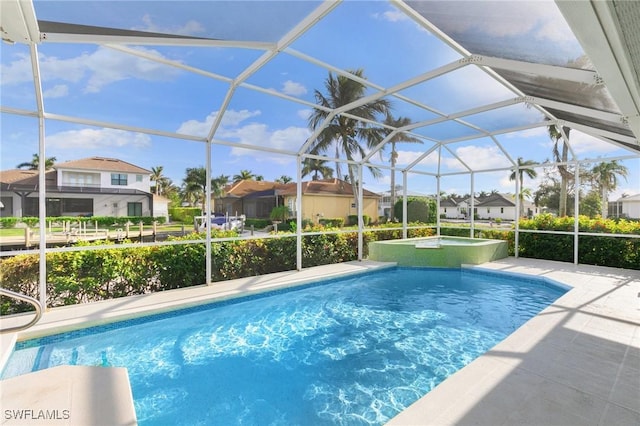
[1,47,181,93]
[133,14,206,36]
[83,47,181,93]
[569,131,623,155]
[229,125,310,163]
[281,80,307,96]
[46,128,151,150]
[0,53,33,85]
[395,150,436,166]
[177,110,308,164]
[374,10,409,23]
[297,109,311,121]
[43,84,69,99]
[177,109,262,137]
[450,145,512,170]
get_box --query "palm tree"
[16,153,57,170]
[301,158,334,180]
[308,69,391,208]
[383,113,422,219]
[182,167,207,211]
[591,160,628,217]
[509,157,538,202]
[150,166,170,196]
[275,175,293,184]
[233,170,255,181]
[211,174,230,198]
[548,124,573,216]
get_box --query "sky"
[1,0,638,202]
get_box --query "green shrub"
[347,215,371,226]
[168,207,201,223]
[393,197,436,223]
[319,217,344,228]
[244,218,271,229]
[0,217,18,228]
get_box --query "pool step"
[1,365,137,425]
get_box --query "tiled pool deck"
[1,257,638,425]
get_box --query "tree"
[548,124,573,216]
[275,175,293,184]
[579,191,602,218]
[212,174,230,198]
[509,157,538,202]
[383,113,422,219]
[393,197,436,224]
[233,170,255,181]
[301,158,334,180]
[16,153,57,170]
[591,160,628,218]
[308,69,391,208]
[150,166,170,196]
[182,167,207,210]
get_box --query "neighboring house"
[439,193,540,220]
[0,157,155,218]
[215,178,379,223]
[378,187,429,219]
[153,194,170,222]
[609,194,640,219]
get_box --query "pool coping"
[1,257,639,425]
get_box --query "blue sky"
[1,0,638,201]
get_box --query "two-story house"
[0,157,161,218]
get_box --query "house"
[609,194,640,219]
[215,178,380,223]
[439,193,540,220]
[0,157,158,218]
[378,187,430,219]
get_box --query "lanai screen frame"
[1,0,638,308]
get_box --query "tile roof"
[0,169,57,188]
[222,178,379,198]
[56,157,151,174]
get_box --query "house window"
[287,198,295,213]
[111,173,128,186]
[500,207,504,214]
[136,175,143,182]
[127,202,142,216]
[487,208,490,213]
[444,208,447,213]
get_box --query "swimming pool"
[2,267,568,425]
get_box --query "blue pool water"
[2,267,567,425]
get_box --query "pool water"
[2,268,567,425]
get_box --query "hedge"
[0,216,167,228]
[2,216,637,315]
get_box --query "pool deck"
[1,257,639,425]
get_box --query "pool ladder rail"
[0,288,43,333]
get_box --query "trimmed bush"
[347,215,371,226]
[168,207,201,223]
[319,217,344,228]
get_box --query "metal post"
[574,161,580,265]
[357,164,363,261]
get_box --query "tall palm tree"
[308,69,391,208]
[509,157,538,202]
[591,160,628,218]
[383,113,422,218]
[182,167,207,211]
[301,158,334,180]
[233,170,255,181]
[150,166,169,196]
[212,174,230,198]
[16,153,57,170]
[548,124,573,216]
